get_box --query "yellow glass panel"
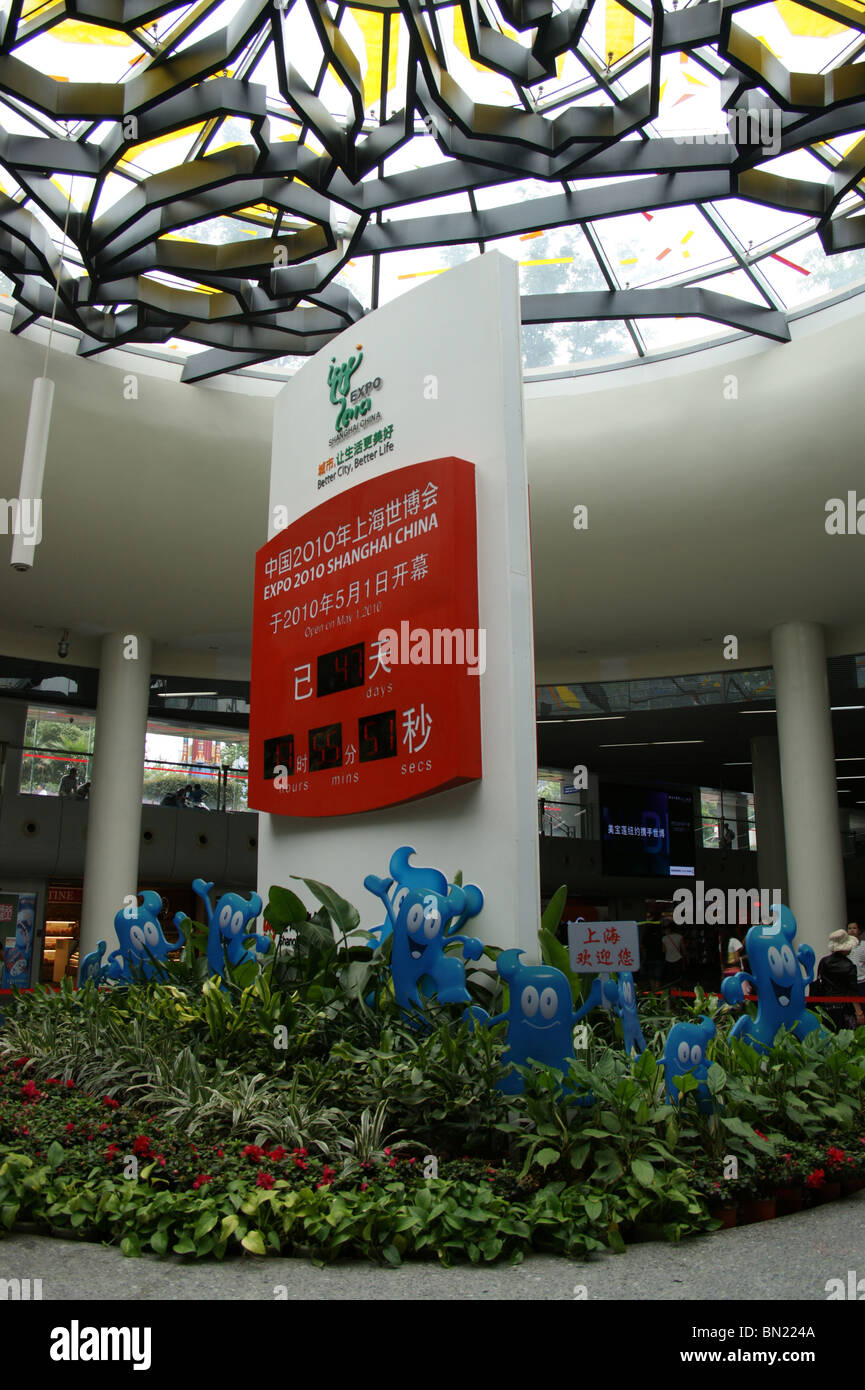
[606,0,635,65]
[775,0,849,37]
[351,8,383,107]
[121,124,203,162]
[453,5,488,74]
[49,19,137,47]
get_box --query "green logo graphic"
[327,344,382,431]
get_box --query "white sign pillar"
[256,253,540,956]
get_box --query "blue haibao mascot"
[364,846,484,1013]
[603,970,645,1056]
[79,891,177,983]
[177,879,268,978]
[721,903,822,1052]
[660,1015,716,1111]
[468,948,606,1096]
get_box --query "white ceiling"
[1,291,864,682]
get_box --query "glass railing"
[13,746,251,812]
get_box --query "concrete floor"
[1,1192,863,1299]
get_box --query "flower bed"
[2,902,865,1264]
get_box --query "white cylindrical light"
[11,375,54,571]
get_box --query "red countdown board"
[249,457,482,816]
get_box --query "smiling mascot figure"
[721,903,823,1053]
[468,947,605,1096]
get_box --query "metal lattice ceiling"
[3,0,865,380]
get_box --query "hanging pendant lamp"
[11,168,73,572]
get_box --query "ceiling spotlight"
[57,629,70,659]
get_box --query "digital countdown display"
[249,457,483,816]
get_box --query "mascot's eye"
[393,887,410,916]
[423,911,440,939]
[521,986,539,1017]
[540,988,558,1019]
[781,945,796,976]
[406,903,424,933]
[231,910,246,935]
[677,1040,691,1066]
[143,921,159,947]
[690,1045,702,1065]
[767,946,782,978]
[129,925,146,952]
[218,904,233,928]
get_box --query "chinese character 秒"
[402,704,432,754]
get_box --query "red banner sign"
[249,457,482,816]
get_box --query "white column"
[749,735,788,905]
[79,633,151,968]
[770,622,846,956]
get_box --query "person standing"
[815,930,863,1030]
[661,917,685,987]
[847,922,865,999]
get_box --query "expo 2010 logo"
[327,345,383,432]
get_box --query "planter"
[775,1185,803,1216]
[811,1180,842,1205]
[741,1197,776,1224]
[710,1205,738,1229]
[843,1177,865,1196]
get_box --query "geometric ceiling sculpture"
[1,0,865,380]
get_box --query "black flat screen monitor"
[600,784,694,878]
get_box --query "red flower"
[294,1157,308,1171]
[12,1057,28,1068]
[242,1145,264,1163]
[102,1097,119,1109]
[266,1146,287,1162]
[20,1080,40,1101]
[256,1172,276,1190]
[44,1077,60,1086]
[408,1157,417,1166]
[98,1123,109,1132]
[156,1154,166,1167]
[383,1147,391,1156]
[66,1080,74,1089]
[214,1148,224,1158]
[292,1147,308,1157]
[132,1136,152,1156]
[753,1130,767,1140]
[317,1165,336,1188]
[826,1147,848,1165]
[805,1169,826,1189]
[192,1174,212,1189]
[387,1157,397,1168]
[360,1182,368,1192]
[105,1144,120,1161]
[65,1123,75,1133]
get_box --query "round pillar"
[749,734,788,905]
[770,621,846,956]
[78,632,151,970]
